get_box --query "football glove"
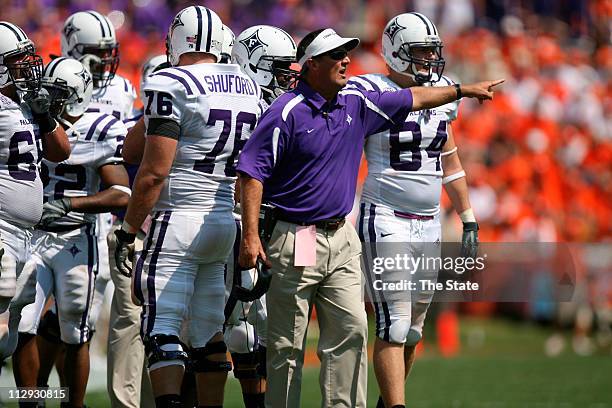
[24,88,57,133]
[461,222,479,259]
[38,198,72,228]
[114,228,136,277]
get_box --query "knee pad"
[387,318,412,345]
[225,321,257,354]
[37,310,62,344]
[231,351,260,380]
[190,341,232,373]
[405,328,422,346]
[144,334,189,371]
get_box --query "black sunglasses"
[323,48,348,60]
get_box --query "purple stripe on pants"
[144,211,172,336]
[79,224,96,343]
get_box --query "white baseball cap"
[297,28,360,66]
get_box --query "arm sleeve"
[142,73,184,135]
[236,107,288,183]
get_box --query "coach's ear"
[304,58,317,75]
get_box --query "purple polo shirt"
[236,81,413,223]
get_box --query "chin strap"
[57,116,80,138]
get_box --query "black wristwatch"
[454,83,463,100]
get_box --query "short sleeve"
[96,119,127,168]
[236,106,288,183]
[142,71,186,131]
[340,87,413,135]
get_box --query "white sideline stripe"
[282,94,305,121]
[339,89,393,123]
[272,127,280,166]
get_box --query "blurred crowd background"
[4,0,609,242]
[1,0,610,363]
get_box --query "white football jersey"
[87,74,137,121]
[348,74,459,216]
[41,112,126,227]
[0,93,44,227]
[143,63,262,213]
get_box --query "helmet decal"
[239,29,267,59]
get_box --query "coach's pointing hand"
[460,79,505,103]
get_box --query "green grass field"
[3,317,611,407]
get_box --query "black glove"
[114,228,136,277]
[461,222,479,258]
[24,88,57,133]
[38,198,72,228]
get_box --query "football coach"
[236,28,503,407]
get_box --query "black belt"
[275,213,345,231]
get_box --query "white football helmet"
[60,11,119,90]
[42,57,93,118]
[382,13,445,83]
[232,25,298,98]
[140,54,168,101]
[167,6,224,66]
[220,25,235,64]
[0,22,43,93]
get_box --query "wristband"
[459,208,476,223]
[121,221,138,235]
[454,84,462,100]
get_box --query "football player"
[219,25,235,64]
[26,11,139,387]
[226,24,298,408]
[349,13,479,408]
[0,21,70,363]
[112,6,262,407]
[13,57,130,407]
[233,25,299,107]
[107,54,167,408]
[60,9,137,343]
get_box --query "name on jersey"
[203,74,256,95]
[408,108,438,117]
[92,99,114,106]
[20,119,33,126]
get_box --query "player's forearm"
[240,175,263,238]
[42,125,71,162]
[442,145,471,214]
[410,86,458,112]
[123,171,165,233]
[444,178,471,214]
[70,189,130,213]
[123,117,146,164]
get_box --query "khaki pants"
[106,224,154,408]
[265,220,368,408]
